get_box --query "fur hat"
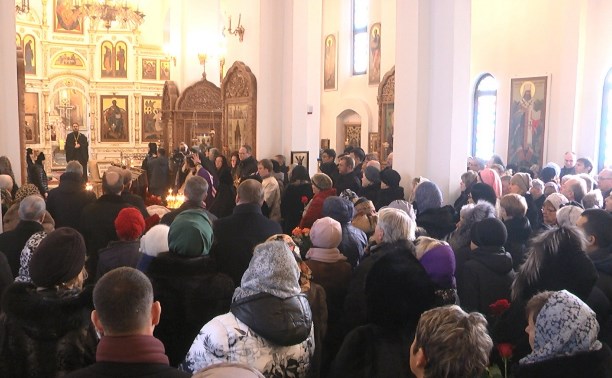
[310,217,342,249]
[380,169,401,188]
[364,166,380,183]
[115,208,145,240]
[29,227,86,288]
[511,172,532,193]
[471,217,507,247]
[545,193,569,211]
[311,173,333,190]
[140,224,170,257]
[168,209,213,257]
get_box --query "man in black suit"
[211,179,282,286]
[65,122,89,181]
[46,161,96,229]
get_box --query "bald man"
[79,171,135,282]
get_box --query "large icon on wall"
[508,76,548,170]
[101,41,128,78]
[323,34,337,91]
[54,0,84,34]
[24,92,40,144]
[142,59,157,80]
[369,22,381,85]
[100,95,129,142]
[142,96,163,142]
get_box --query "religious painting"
[24,92,40,144]
[52,51,85,69]
[100,95,129,142]
[54,0,84,34]
[142,96,163,142]
[160,60,171,81]
[291,151,309,171]
[323,34,337,91]
[115,42,128,78]
[345,123,361,148]
[320,139,330,150]
[227,104,250,153]
[142,59,157,80]
[23,34,36,75]
[369,132,379,155]
[508,76,548,170]
[369,23,381,85]
[382,104,394,155]
[101,41,114,78]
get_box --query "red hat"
[115,208,145,240]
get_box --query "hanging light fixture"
[74,0,145,31]
[15,0,30,14]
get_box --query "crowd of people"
[0,144,612,377]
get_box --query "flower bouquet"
[291,227,311,259]
[488,299,513,378]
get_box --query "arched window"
[472,74,498,160]
[352,0,368,75]
[600,68,612,170]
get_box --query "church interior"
[2,0,612,201]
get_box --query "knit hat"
[540,167,558,183]
[29,227,86,288]
[310,217,342,249]
[381,200,416,221]
[419,244,456,289]
[511,172,532,193]
[364,166,380,183]
[556,205,584,227]
[322,196,354,224]
[545,193,569,211]
[140,224,170,257]
[414,181,443,214]
[471,217,507,247]
[168,209,213,257]
[380,169,401,187]
[115,208,145,240]
[311,173,333,190]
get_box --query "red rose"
[489,299,511,317]
[301,196,309,205]
[497,343,513,359]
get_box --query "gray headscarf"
[520,290,601,365]
[233,241,301,302]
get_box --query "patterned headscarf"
[233,241,301,302]
[14,184,40,203]
[266,234,312,292]
[520,290,601,365]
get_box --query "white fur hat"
[140,224,170,257]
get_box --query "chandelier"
[74,0,145,31]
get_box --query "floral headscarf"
[520,290,601,365]
[233,241,301,302]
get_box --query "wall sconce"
[226,14,245,42]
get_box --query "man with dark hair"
[67,267,189,377]
[65,122,89,180]
[335,155,361,195]
[350,147,366,179]
[211,180,282,285]
[160,176,217,225]
[575,157,594,175]
[320,148,339,183]
[577,209,612,305]
[80,171,133,281]
[0,195,46,277]
[237,145,258,183]
[47,161,96,229]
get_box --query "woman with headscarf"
[281,165,313,234]
[180,241,314,376]
[478,167,502,199]
[414,181,456,239]
[469,182,498,208]
[453,170,478,215]
[515,290,612,377]
[540,193,569,230]
[509,172,540,229]
[375,168,404,210]
[208,168,237,219]
[299,173,336,229]
[146,210,234,366]
[0,228,97,375]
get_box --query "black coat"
[523,192,541,231]
[0,253,13,312]
[375,186,404,210]
[320,161,339,185]
[416,205,457,240]
[208,183,236,219]
[359,182,380,203]
[147,156,170,196]
[456,246,515,314]
[47,172,96,229]
[121,191,149,219]
[503,216,532,270]
[79,194,133,278]
[147,252,234,367]
[160,201,217,226]
[238,156,258,182]
[335,171,361,195]
[281,182,313,234]
[96,240,142,280]
[0,220,44,277]
[0,283,97,376]
[211,203,282,285]
[65,131,89,176]
[513,343,612,378]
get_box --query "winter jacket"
[96,240,142,280]
[180,293,314,377]
[281,182,313,234]
[0,283,97,376]
[457,246,515,314]
[299,188,337,229]
[375,186,405,210]
[359,182,380,203]
[504,216,532,270]
[46,171,96,229]
[147,252,234,367]
[334,172,360,196]
[416,205,457,240]
[0,220,44,277]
